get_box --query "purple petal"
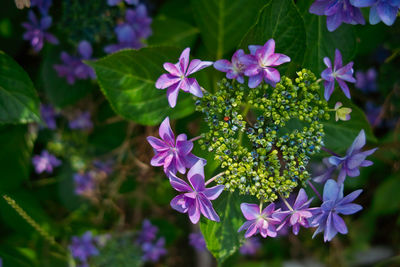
[293,188,308,209]
[369,5,382,24]
[188,199,201,224]
[150,151,168,166]
[323,179,339,202]
[334,49,343,69]
[263,67,281,84]
[324,212,338,242]
[155,74,180,89]
[244,64,260,76]
[203,185,224,200]
[258,39,275,63]
[179,48,190,74]
[338,189,363,205]
[269,53,291,66]
[188,160,205,191]
[163,62,181,77]
[159,117,175,145]
[147,136,168,151]
[171,194,190,213]
[187,59,213,76]
[176,134,193,155]
[332,213,348,234]
[241,203,260,220]
[324,80,335,101]
[248,73,263,88]
[244,222,259,238]
[336,203,362,215]
[377,1,398,25]
[166,83,181,108]
[262,203,275,216]
[168,171,192,192]
[248,45,262,55]
[347,130,366,155]
[326,12,343,32]
[182,78,203,98]
[198,194,220,222]
[323,57,332,68]
[78,41,93,59]
[350,0,377,8]
[309,1,329,15]
[214,59,232,72]
[238,220,254,233]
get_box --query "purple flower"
[104,5,152,53]
[239,237,262,256]
[238,203,286,238]
[328,130,377,183]
[40,104,57,130]
[321,49,356,100]
[22,11,58,52]
[69,111,93,131]
[312,158,336,184]
[278,189,317,235]
[309,0,365,32]
[351,0,400,25]
[189,232,207,252]
[32,150,61,174]
[92,160,113,176]
[312,179,362,242]
[365,101,382,126]
[168,160,225,224]
[136,219,158,244]
[155,48,213,108]
[74,173,94,195]
[243,39,291,88]
[214,49,248,84]
[142,237,167,263]
[69,231,99,263]
[31,0,52,14]
[355,68,378,93]
[54,41,96,84]
[107,0,138,6]
[147,117,205,175]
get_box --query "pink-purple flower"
[32,150,61,174]
[22,11,58,52]
[69,231,99,264]
[54,41,96,85]
[189,232,207,252]
[243,39,291,88]
[350,0,400,26]
[312,179,363,242]
[214,49,248,84]
[238,203,286,238]
[278,189,317,235]
[141,237,167,263]
[321,49,356,100]
[147,117,205,175]
[328,130,377,184]
[309,0,365,32]
[168,161,225,224]
[40,104,57,130]
[155,48,213,108]
[239,237,262,256]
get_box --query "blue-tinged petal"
[168,172,192,192]
[324,212,338,242]
[214,59,232,72]
[248,73,263,88]
[198,194,220,222]
[337,79,351,99]
[336,203,362,215]
[238,220,254,233]
[179,47,190,74]
[203,185,224,200]
[332,213,348,234]
[241,203,261,220]
[248,45,262,55]
[309,1,329,15]
[170,194,190,213]
[323,179,340,202]
[324,80,335,100]
[377,1,398,25]
[347,130,366,155]
[338,189,363,205]
[321,67,334,81]
[369,5,382,24]
[350,0,377,7]
[188,198,201,224]
[187,59,213,76]
[326,11,343,32]
[188,160,205,191]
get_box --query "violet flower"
[321,49,356,100]
[74,173,94,195]
[214,49,248,84]
[244,39,291,88]
[309,0,365,32]
[31,0,52,14]
[69,231,99,263]
[69,111,93,131]
[32,150,61,174]
[350,0,400,26]
[169,160,225,224]
[278,189,317,235]
[155,48,213,108]
[328,129,377,183]
[104,24,142,53]
[355,68,378,93]
[136,219,158,244]
[239,237,262,256]
[312,158,336,184]
[312,179,362,242]
[238,203,286,238]
[365,101,382,126]
[141,237,167,263]
[107,0,138,6]
[147,117,205,175]
[40,104,57,130]
[189,232,207,252]
[54,41,96,85]
[22,11,58,52]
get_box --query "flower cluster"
[69,231,100,267]
[310,0,400,31]
[32,149,61,174]
[136,220,167,263]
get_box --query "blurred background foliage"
[0,0,399,266]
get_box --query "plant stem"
[205,172,224,186]
[307,180,322,201]
[190,135,202,142]
[279,193,294,211]
[321,146,340,157]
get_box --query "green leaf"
[40,46,94,108]
[0,125,34,191]
[322,91,377,153]
[372,173,400,215]
[200,192,253,263]
[148,17,199,48]
[191,0,266,59]
[0,51,40,124]
[86,47,195,125]
[297,0,357,74]
[239,0,307,74]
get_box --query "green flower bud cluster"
[195,69,330,202]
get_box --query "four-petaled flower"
[22,11,58,52]
[244,39,291,88]
[312,179,363,242]
[238,203,286,238]
[309,0,365,32]
[321,49,356,100]
[214,49,248,84]
[147,117,205,175]
[32,150,61,174]
[350,0,400,26]
[334,102,352,121]
[328,129,377,183]
[169,160,225,224]
[156,48,213,108]
[278,189,317,235]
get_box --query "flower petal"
[188,160,205,191]
[159,117,175,145]
[203,185,225,200]
[163,62,181,76]
[171,194,190,213]
[214,59,232,72]
[240,203,260,220]
[187,59,213,76]
[168,172,192,192]
[198,193,220,222]
[332,213,348,234]
[155,73,180,89]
